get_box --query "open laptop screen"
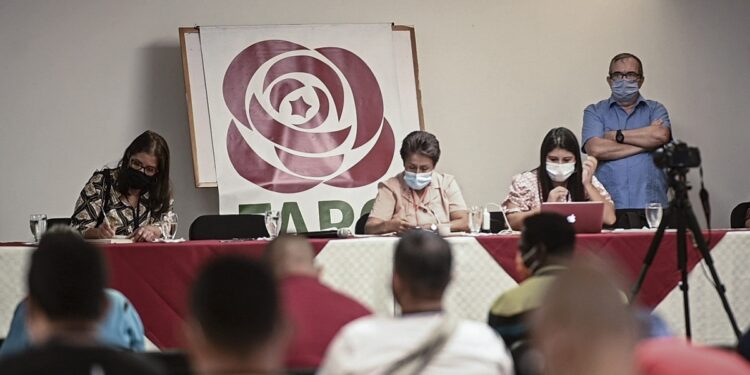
[540,201,605,233]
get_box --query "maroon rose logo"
[223,40,395,193]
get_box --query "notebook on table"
[540,201,605,233]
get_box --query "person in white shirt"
[319,230,514,375]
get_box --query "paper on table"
[154,238,186,243]
[87,236,134,244]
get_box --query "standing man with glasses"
[581,53,672,228]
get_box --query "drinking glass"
[264,210,281,238]
[160,212,178,240]
[468,206,482,233]
[29,214,47,243]
[645,203,663,229]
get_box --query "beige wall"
[1,0,749,240]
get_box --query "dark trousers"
[610,208,675,229]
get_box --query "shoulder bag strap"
[383,314,459,375]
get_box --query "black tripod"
[630,168,741,341]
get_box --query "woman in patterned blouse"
[503,127,616,230]
[71,131,173,242]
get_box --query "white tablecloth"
[315,237,518,320]
[654,230,750,344]
[0,246,29,336]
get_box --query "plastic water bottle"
[481,207,491,233]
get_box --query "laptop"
[540,201,604,233]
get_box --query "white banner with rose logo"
[200,24,419,232]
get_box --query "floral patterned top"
[71,169,173,236]
[502,170,613,213]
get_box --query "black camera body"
[653,141,701,169]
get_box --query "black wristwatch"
[616,129,625,144]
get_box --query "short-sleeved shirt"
[281,275,371,368]
[0,289,146,358]
[369,172,467,227]
[319,313,514,375]
[501,170,613,213]
[637,337,750,375]
[488,265,567,349]
[581,95,671,209]
[71,169,173,235]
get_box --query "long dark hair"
[116,130,172,216]
[536,127,586,203]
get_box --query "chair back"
[730,202,750,229]
[141,350,192,375]
[489,211,508,233]
[46,217,72,231]
[355,213,370,234]
[189,214,268,240]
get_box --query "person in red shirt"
[637,337,750,375]
[264,236,371,369]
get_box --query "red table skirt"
[103,239,330,349]
[477,230,726,308]
[97,230,726,348]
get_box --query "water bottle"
[481,207,491,233]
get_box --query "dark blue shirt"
[582,95,671,209]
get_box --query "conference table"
[1,229,749,349]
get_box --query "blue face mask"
[611,79,640,102]
[404,171,432,190]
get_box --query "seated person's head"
[185,255,285,371]
[518,212,576,274]
[538,127,587,201]
[26,229,108,344]
[532,259,637,375]
[400,131,441,190]
[263,235,318,279]
[118,130,171,193]
[393,230,452,310]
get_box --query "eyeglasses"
[609,71,642,81]
[130,158,158,176]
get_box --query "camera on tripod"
[653,141,701,169]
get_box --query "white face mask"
[546,162,575,182]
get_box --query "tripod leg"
[684,209,742,341]
[676,212,691,339]
[630,210,671,301]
